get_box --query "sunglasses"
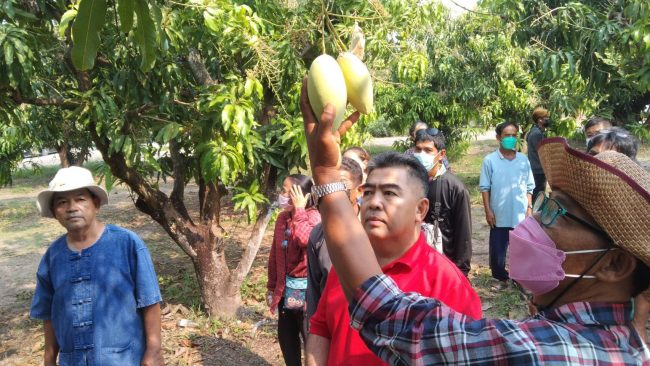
[415,127,441,138]
[532,192,611,239]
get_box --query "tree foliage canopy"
[1,0,648,314]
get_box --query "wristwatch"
[311,181,348,205]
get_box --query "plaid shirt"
[350,274,650,366]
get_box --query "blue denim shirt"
[30,225,162,366]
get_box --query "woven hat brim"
[37,185,108,218]
[538,137,650,267]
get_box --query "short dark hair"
[287,174,315,209]
[367,152,429,197]
[587,127,639,159]
[496,121,519,136]
[584,117,612,131]
[340,157,363,187]
[414,129,446,151]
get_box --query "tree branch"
[170,139,191,220]
[186,48,216,86]
[229,203,274,292]
[125,103,156,121]
[90,122,199,258]
[5,88,81,109]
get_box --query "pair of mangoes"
[307,53,373,131]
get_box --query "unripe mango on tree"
[337,52,373,114]
[307,54,348,131]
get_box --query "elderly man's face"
[532,189,612,304]
[51,188,100,232]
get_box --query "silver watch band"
[311,181,348,204]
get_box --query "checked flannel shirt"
[350,274,650,366]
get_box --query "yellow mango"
[307,54,348,131]
[337,52,373,114]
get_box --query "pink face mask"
[277,194,291,210]
[508,217,609,296]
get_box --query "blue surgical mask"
[414,152,438,172]
[501,136,518,151]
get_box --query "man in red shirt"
[306,152,482,366]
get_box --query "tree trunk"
[73,145,89,167]
[192,240,242,318]
[56,144,71,168]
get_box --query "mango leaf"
[155,122,181,144]
[59,9,77,38]
[117,0,134,33]
[221,104,234,131]
[4,42,14,66]
[133,0,157,72]
[71,0,107,71]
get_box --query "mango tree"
[1,0,460,317]
[482,0,650,139]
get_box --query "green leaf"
[244,78,254,97]
[117,0,134,33]
[221,104,233,130]
[59,9,78,38]
[3,43,14,66]
[133,0,157,72]
[71,0,108,71]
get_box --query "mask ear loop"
[534,247,612,312]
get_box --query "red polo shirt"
[309,232,482,366]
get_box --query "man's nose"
[364,193,382,210]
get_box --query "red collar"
[381,232,428,272]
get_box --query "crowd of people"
[27,77,648,365]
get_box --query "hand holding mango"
[307,24,373,131]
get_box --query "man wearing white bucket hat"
[300,74,650,364]
[30,166,163,366]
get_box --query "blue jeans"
[489,227,512,281]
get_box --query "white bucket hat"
[36,166,109,218]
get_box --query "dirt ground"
[1,138,648,365]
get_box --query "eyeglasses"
[415,127,440,138]
[532,192,610,239]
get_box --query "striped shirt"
[350,274,650,366]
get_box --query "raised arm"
[300,79,381,300]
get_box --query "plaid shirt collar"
[538,301,633,326]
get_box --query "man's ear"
[594,250,637,283]
[416,197,429,222]
[439,149,447,159]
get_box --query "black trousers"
[277,299,307,366]
[532,172,547,200]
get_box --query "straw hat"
[538,137,650,266]
[36,166,109,218]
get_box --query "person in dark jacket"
[527,107,551,199]
[412,128,473,276]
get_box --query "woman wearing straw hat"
[299,76,650,364]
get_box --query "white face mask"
[415,152,446,178]
[414,152,436,172]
